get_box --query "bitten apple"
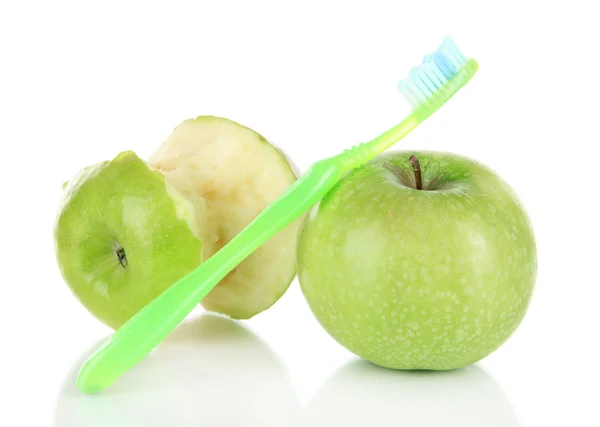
[55,117,300,329]
[149,116,301,319]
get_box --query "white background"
[1,1,599,426]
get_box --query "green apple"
[55,151,203,329]
[55,116,300,329]
[149,116,301,319]
[297,151,537,370]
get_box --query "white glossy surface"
[55,314,521,427]
[55,315,300,427]
[1,0,599,426]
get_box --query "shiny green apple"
[54,151,203,329]
[298,151,537,370]
[55,116,301,329]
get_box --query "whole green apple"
[297,151,537,370]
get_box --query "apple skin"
[54,151,203,330]
[297,151,537,370]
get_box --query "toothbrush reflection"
[54,314,299,427]
[303,360,521,427]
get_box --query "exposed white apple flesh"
[150,116,301,319]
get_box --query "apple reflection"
[54,314,299,427]
[303,360,521,427]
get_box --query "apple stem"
[409,155,423,190]
[115,245,128,268]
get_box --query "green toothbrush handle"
[77,113,421,393]
[76,154,357,393]
[76,39,479,393]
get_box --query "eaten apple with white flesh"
[55,116,300,329]
[297,151,537,370]
[55,151,203,330]
[149,116,301,319]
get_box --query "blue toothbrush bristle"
[398,37,468,108]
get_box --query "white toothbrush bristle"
[398,37,469,108]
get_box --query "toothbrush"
[77,37,478,393]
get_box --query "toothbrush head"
[398,37,478,118]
